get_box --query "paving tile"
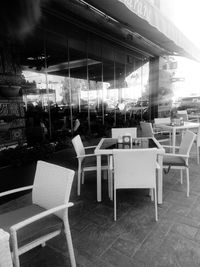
[163,201,192,217]
[162,211,200,228]
[133,219,173,263]
[158,233,200,267]
[101,248,146,267]
[48,222,118,263]
[163,189,198,207]
[187,197,200,221]
[148,250,181,267]
[21,246,71,267]
[170,222,198,239]
[83,210,113,227]
[111,236,140,257]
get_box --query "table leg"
[157,154,163,204]
[172,128,176,153]
[97,155,101,202]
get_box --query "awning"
[85,0,200,61]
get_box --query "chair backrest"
[111,127,137,139]
[179,130,196,155]
[73,119,80,132]
[140,121,154,137]
[177,110,188,121]
[154,117,171,125]
[32,161,75,219]
[113,148,157,190]
[177,110,187,115]
[71,135,85,157]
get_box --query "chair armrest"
[84,145,96,149]
[154,130,170,134]
[156,162,160,169]
[189,118,199,122]
[163,145,180,149]
[162,145,180,151]
[10,202,74,232]
[77,153,95,159]
[164,153,189,158]
[0,185,33,198]
[158,139,171,143]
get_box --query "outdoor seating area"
[1,0,200,266]
[1,125,200,266]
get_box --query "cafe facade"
[0,0,200,147]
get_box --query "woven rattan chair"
[111,148,159,221]
[162,130,196,197]
[0,161,76,267]
[140,121,170,143]
[111,127,137,139]
[72,135,108,196]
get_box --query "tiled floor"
[1,137,200,266]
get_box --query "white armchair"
[140,121,170,143]
[162,130,196,197]
[72,135,108,196]
[177,110,198,122]
[0,161,76,267]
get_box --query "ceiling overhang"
[83,0,200,62]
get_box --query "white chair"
[73,119,80,132]
[154,117,171,132]
[154,117,171,125]
[0,161,76,267]
[140,121,170,143]
[111,127,137,139]
[177,110,189,121]
[112,148,158,221]
[72,135,108,196]
[162,130,196,197]
[154,117,171,139]
[177,110,198,122]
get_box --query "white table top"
[158,121,199,130]
[95,137,165,155]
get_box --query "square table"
[95,137,165,204]
[157,121,199,153]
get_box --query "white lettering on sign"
[119,0,152,22]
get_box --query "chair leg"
[154,188,158,221]
[114,189,117,221]
[108,155,113,200]
[110,172,113,201]
[108,174,111,199]
[63,217,76,267]
[77,163,81,196]
[149,188,154,201]
[13,255,20,267]
[103,170,107,180]
[180,169,183,184]
[197,146,199,165]
[81,172,85,184]
[186,168,189,197]
[11,231,20,267]
[108,170,113,200]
